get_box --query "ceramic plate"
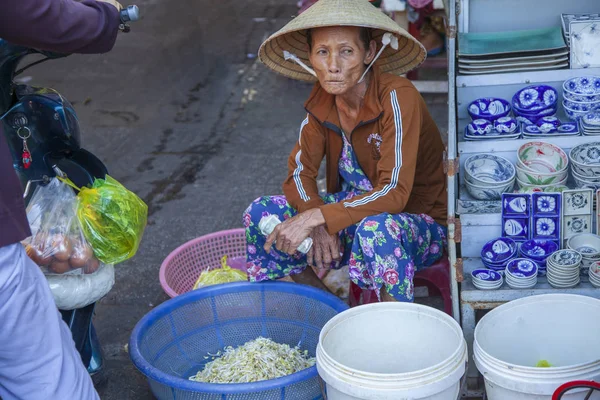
[459,62,569,75]
[458,27,567,56]
[458,48,569,64]
[562,13,600,43]
[570,21,600,69]
[458,56,569,70]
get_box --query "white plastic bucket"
[474,294,600,399]
[316,302,467,400]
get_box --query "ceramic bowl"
[467,119,493,136]
[563,98,600,113]
[513,107,557,126]
[494,116,518,133]
[466,179,515,200]
[563,102,589,121]
[571,168,600,183]
[464,154,516,186]
[520,239,558,260]
[512,85,558,112]
[517,141,568,173]
[468,98,511,122]
[563,76,600,102]
[582,113,600,127]
[567,233,600,257]
[481,237,518,264]
[516,185,568,194]
[569,141,600,167]
[515,164,568,186]
[589,262,600,288]
[536,116,561,133]
[572,174,600,190]
[548,249,582,268]
[516,176,567,190]
[506,258,538,277]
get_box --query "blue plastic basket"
[129,281,349,399]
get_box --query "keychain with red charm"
[18,127,32,169]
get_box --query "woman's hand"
[307,226,341,270]
[264,208,325,255]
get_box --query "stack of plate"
[546,249,582,288]
[588,261,600,288]
[480,237,518,273]
[566,233,600,275]
[458,26,568,75]
[471,268,503,290]
[581,113,600,136]
[504,258,538,289]
[518,239,559,275]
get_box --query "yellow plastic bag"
[62,175,148,265]
[193,256,248,289]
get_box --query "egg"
[83,257,100,274]
[48,260,71,274]
[70,242,93,269]
[49,234,72,262]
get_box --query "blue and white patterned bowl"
[481,237,518,264]
[467,119,493,136]
[468,98,511,122]
[471,269,503,282]
[494,116,518,133]
[549,249,582,268]
[520,239,558,261]
[464,154,516,186]
[563,76,600,102]
[536,116,561,133]
[569,141,600,167]
[466,179,515,200]
[512,85,558,112]
[506,258,538,278]
[563,98,600,113]
[513,107,557,125]
[563,103,589,121]
[583,113,600,127]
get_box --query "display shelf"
[456,67,600,88]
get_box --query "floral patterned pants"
[243,194,447,302]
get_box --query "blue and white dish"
[512,85,558,112]
[467,119,493,136]
[524,125,541,134]
[494,116,518,133]
[520,239,559,260]
[537,116,561,133]
[562,76,600,102]
[549,249,582,267]
[502,217,529,239]
[532,216,559,239]
[502,193,530,216]
[465,179,515,200]
[471,269,502,282]
[583,113,600,127]
[481,237,518,264]
[514,107,557,125]
[563,98,600,113]
[464,154,516,185]
[564,104,588,121]
[506,258,538,278]
[464,127,522,140]
[569,141,600,166]
[532,192,560,215]
[557,122,579,133]
[468,97,511,122]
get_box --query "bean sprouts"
[189,337,315,383]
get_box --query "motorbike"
[0,5,139,384]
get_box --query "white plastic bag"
[46,263,115,310]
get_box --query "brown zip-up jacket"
[282,67,447,235]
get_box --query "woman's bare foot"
[291,267,333,293]
[380,287,397,302]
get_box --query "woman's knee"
[243,196,268,227]
[356,213,390,235]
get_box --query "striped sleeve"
[282,114,326,213]
[319,87,422,234]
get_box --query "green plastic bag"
[69,175,148,265]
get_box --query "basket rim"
[129,281,349,394]
[159,228,246,298]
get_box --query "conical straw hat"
[258,0,427,82]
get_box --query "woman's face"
[308,26,376,96]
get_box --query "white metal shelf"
[456,67,600,88]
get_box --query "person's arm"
[319,85,423,234]
[282,113,327,213]
[0,0,121,54]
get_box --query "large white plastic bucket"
[474,294,600,399]
[316,302,467,400]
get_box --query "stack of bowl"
[516,141,569,190]
[567,233,600,275]
[546,249,582,288]
[512,85,558,125]
[464,154,516,200]
[588,261,600,288]
[518,239,558,275]
[562,76,600,121]
[471,268,503,290]
[568,142,600,190]
[504,258,538,289]
[480,237,518,273]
